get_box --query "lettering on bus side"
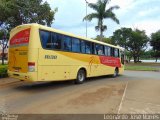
[45,55,57,59]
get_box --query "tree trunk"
[137,56,140,62]
[99,20,103,42]
[129,57,131,63]
[155,58,158,62]
[133,56,137,63]
[100,30,103,41]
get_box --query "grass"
[125,63,160,71]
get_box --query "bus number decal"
[45,55,57,59]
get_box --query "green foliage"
[0,64,8,77]
[0,65,7,73]
[111,28,132,49]
[111,28,149,63]
[140,50,154,59]
[83,0,119,41]
[125,50,132,61]
[0,29,9,40]
[95,36,114,44]
[129,29,149,62]
[150,30,160,62]
[0,30,3,39]
[0,0,57,29]
[0,0,57,64]
[103,37,113,44]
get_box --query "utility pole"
[85,0,88,38]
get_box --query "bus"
[8,24,124,84]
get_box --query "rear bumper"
[8,71,37,82]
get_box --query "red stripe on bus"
[99,56,121,68]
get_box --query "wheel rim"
[78,71,84,82]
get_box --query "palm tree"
[83,0,120,41]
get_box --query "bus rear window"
[10,28,30,46]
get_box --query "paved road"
[0,71,160,115]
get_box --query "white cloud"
[133,21,160,36]
[109,0,134,8]
[138,7,159,17]
[46,0,160,38]
[86,0,97,3]
[109,0,135,14]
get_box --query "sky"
[46,0,160,39]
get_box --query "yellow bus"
[8,24,124,84]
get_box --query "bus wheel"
[113,68,119,77]
[75,69,86,84]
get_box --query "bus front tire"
[113,68,119,77]
[75,69,86,84]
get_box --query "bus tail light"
[28,62,35,72]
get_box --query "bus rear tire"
[75,69,86,84]
[113,68,119,77]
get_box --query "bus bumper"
[8,71,37,82]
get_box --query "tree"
[0,29,9,65]
[0,0,57,29]
[0,0,57,64]
[129,29,149,62]
[150,30,160,62]
[111,28,149,63]
[111,28,132,62]
[111,28,132,50]
[83,0,119,41]
[95,36,113,44]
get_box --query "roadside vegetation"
[125,63,160,71]
[0,64,8,78]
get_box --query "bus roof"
[11,23,124,50]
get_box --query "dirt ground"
[0,71,160,117]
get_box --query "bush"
[0,65,8,78]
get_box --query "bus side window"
[39,30,52,49]
[95,44,104,55]
[105,46,111,56]
[111,47,115,57]
[52,33,62,50]
[86,41,92,54]
[81,40,86,53]
[105,46,108,56]
[72,38,80,52]
[63,36,72,51]
[108,47,111,56]
[114,48,119,57]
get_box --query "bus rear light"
[28,62,35,72]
